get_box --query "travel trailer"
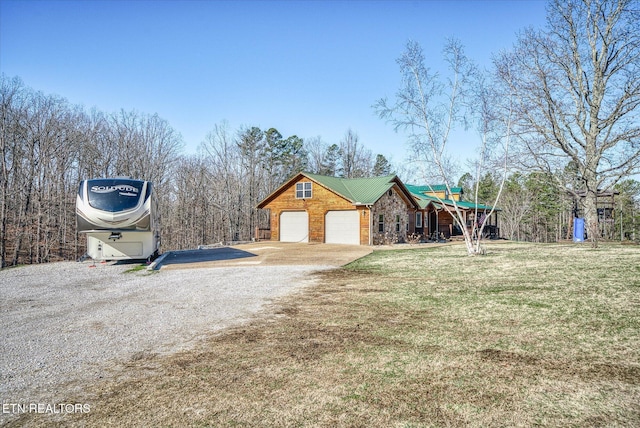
[76,178,160,261]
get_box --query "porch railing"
[255,227,271,241]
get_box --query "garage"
[280,211,309,242]
[325,210,360,245]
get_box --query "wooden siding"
[436,210,456,237]
[424,190,462,201]
[432,209,469,238]
[259,176,421,245]
[358,206,370,246]
[260,176,370,244]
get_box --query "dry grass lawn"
[14,242,640,427]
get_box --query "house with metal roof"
[256,172,500,245]
[406,184,500,239]
[257,172,419,245]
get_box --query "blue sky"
[1,0,547,166]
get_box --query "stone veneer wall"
[371,186,410,245]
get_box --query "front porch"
[415,207,501,241]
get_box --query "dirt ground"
[158,242,373,270]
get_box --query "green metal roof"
[423,194,496,211]
[304,172,399,205]
[406,184,463,194]
[257,172,420,209]
[257,172,494,211]
[406,184,498,211]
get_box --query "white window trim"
[295,182,312,199]
[416,212,423,228]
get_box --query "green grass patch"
[122,263,148,273]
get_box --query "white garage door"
[280,211,309,242]
[325,210,360,245]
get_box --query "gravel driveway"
[0,258,330,419]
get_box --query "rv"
[76,178,160,261]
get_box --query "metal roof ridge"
[303,172,399,205]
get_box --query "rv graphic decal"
[77,178,159,260]
[90,185,139,197]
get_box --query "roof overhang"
[257,172,307,209]
[390,177,421,210]
[257,172,421,211]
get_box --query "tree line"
[1,71,639,268]
[458,170,640,243]
[3,0,640,265]
[0,74,392,267]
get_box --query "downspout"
[367,205,373,245]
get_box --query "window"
[416,212,423,228]
[87,179,143,212]
[378,214,384,233]
[295,182,312,199]
[395,215,401,232]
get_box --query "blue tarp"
[573,218,585,242]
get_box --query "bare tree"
[165,154,214,249]
[237,126,266,240]
[0,76,26,267]
[320,144,341,176]
[0,76,87,265]
[200,122,243,243]
[496,0,640,246]
[498,173,533,241]
[338,129,373,178]
[376,39,513,255]
[304,136,328,174]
